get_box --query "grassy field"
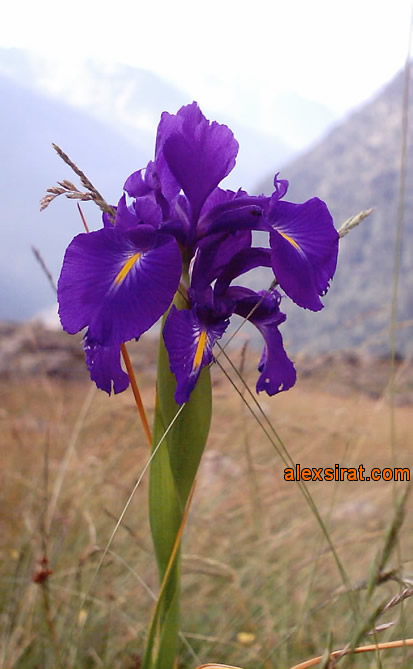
[1,332,412,668]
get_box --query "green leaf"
[145,306,212,669]
[154,326,212,508]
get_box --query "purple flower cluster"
[58,102,339,404]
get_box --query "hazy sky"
[1,0,412,118]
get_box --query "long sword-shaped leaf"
[144,484,196,669]
[146,304,212,669]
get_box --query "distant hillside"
[0,48,294,193]
[257,68,413,355]
[0,75,149,320]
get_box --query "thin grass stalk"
[239,342,264,538]
[143,483,196,668]
[47,384,96,534]
[67,403,186,669]
[120,342,153,446]
[295,442,350,648]
[193,638,413,669]
[289,638,413,669]
[215,346,357,617]
[366,486,409,599]
[38,431,62,668]
[388,18,412,660]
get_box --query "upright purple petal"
[133,196,162,228]
[154,110,186,203]
[197,192,267,238]
[191,229,252,290]
[114,194,139,230]
[214,247,272,296]
[200,186,247,215]
[272,174,289,200]
[163,305,229,404]
[124,162,155,198]
[161,102,239,219]
[84,333,129,395]
[58,226,181,345]
[102,210,116,228]
[266,197,338,311]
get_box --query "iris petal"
[191,229,252,290]
[214,247,272,296]
[267,198,338,311]
[123,162,155,198]
[163,305,229,404]
[232,288,296,396]
[254,321,297,395]
[114,194,139,230]
[161,102,239,220]
[84,333,129,395]
[199,195,267,238]
[58,226,181,345]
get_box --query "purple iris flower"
[163,235,297,404]
[163,283,297,405]
[57,102,339,400]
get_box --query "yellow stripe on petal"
[278,231,301,251]
[193,330,207,371]
[114,253,141,285]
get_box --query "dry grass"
[1,337,412,668]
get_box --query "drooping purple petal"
[58,226,181,345]
[163,305,229,404]
[254,322,297,395]
[266,197,338,311]
[232,288,296,395]
[84,333,129,395]
[161,102,239,220]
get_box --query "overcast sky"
[1,0,412,120]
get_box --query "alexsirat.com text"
[284,464,410,482]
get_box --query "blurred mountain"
[213,87,336,150]
[262,91,336,148]
[0,74,149,320]
[0,48,294,193]
[256,68,413,355]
